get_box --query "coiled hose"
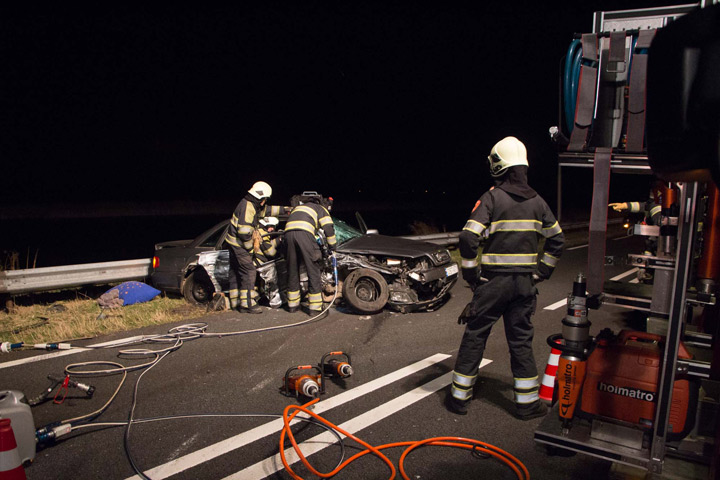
[280,398,530,480]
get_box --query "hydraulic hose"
[563,39,582,133]
[280,399,530,480]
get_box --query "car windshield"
[332,217,363,245]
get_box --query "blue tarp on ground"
[99,281,160,308]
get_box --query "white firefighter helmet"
[249,181,272,200]
[259,216,279,229]
[487,136,529,177]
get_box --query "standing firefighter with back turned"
[284,193,336,315]
[447,136,564,419]
[224,181,286,314]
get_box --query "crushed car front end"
[335,234,458,313]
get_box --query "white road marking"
[543,298,567,311]
[227,359,494,480]
[126,353,453,480]
[0,335,148,370]
[610,268,638,281]
[543,268,639,311]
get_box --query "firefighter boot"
[515,401,548,420]
[445,396,469,415]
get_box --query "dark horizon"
[2,3,676,210]
[1,2,670,267]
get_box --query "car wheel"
[342,268,389,313]
[182,269,215,304]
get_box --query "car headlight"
[390,291,413,303]
[431,249,451,265]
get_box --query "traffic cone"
[539,340,562,405]
[0,418,26,480]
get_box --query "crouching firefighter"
[447,136,565,418]
[224,181,288,314]
[253,217,284,308]
[284,193,336,314]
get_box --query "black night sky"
[1,2,681,266]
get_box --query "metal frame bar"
[649,182,699,472]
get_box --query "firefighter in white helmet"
[448,136,565,418]
[223,181,288,313]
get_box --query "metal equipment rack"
[536,181,714,473]
[536,3,718,475]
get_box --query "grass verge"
[1,293,210,345]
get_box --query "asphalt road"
[1,234,650,480]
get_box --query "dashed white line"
[542,268,639,311]
[610,268,638,281]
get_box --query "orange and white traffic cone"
[0,418,26,480]
[539,340,562,405]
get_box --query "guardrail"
[0,259,152,295]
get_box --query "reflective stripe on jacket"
[224,196,286,252]
[459,188,564,278]
[285,202,336,247]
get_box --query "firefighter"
[284,193,336,314]
[448,136,565,419]
[254,217,283,308]
[609,181,663,282]
[223,181,286,313]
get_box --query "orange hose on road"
[279,399,530,480]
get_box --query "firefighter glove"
[458,302,473,325]
[532,273,544,283]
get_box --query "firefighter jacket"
[628,193,662,226]
[285,202,337,249]
[459,187,564,283]
[224,194,285,252]
[252,227,280,265]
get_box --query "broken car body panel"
[151,216,458,313]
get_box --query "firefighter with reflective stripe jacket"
[609,182,663,282]
[447,136,565,419]
[284,194,336,314]
[251,216,284,308]
[223,181,287,314]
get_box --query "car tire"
[182,269,215,304]
[342,268,389,313]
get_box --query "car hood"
[338,234,440,258]
[155,239,194,249]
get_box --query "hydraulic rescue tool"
[28,374,95,406]
[547,273,593,434]
[546,274,698,443]
[282,365,323,399]
[319,351,353,394]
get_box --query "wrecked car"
[150,215,458,313]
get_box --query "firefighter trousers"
[227,243,257,308]
[451,272,539,405]
[284,230,323,311]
